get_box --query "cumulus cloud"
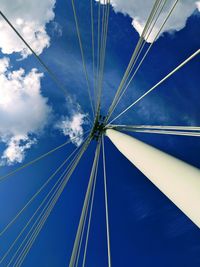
[97,0,200,42]
[0,135,37,166]
[56,112,88,147]
[0,57,51,165]
[0,0,56,57]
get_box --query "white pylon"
[106,129,200,228]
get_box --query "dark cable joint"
[91,115,106,141]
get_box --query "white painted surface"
[106,129,200,228]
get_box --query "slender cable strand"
[96,0,110,114]
[109,0,179,117]
[109,124,200,137]
[95,0,102,112]
[108,48,200,125]
[108,0,173,117]
[71,0,95,117]
[0,11,68,96]
[8,161,72,267]
[74,192,90,267]
[11,146,83,267]
[102,136,112,267]
[74,148,100,267]
[0,136,91,265]
[96,0,106,113]
[90,0,96,106]
[1,157,71,265]
[9,137,92,267]
[82,142,100,267]
[0,130,90,184]
[115,129,200,137]
[69,141,101,267]
[106,0,162,120]
[109,125,200,131]
[0,132,90,237]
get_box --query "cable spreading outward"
[81,142,100,267]
[102,136,112,267]
[0,0,199,266]
[12,140,90,267]
[96,0,110,114]
[0,8,95,119]
[0,132,91,238]
[0,130,91,184]
[69,140,101,267]
[106,0,185,122]
[71,0,95,118]
[108,125,200,137]
[91,0,96,107]
[106,0,166,121]
[0,134,92,266]
[108,48,200,125]
[0,10,68,97]
[108,0,180,118]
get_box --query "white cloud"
[0,57,51,165]
[0,0,56,57]
[56,113,88,147]
[196,2,200,10]
[1,135,37,165]
[50,21,63,37]
[0,57,9,73]
[97,0,200,42]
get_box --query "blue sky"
[0,0,200,266]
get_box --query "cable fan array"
[0,0,200,266]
